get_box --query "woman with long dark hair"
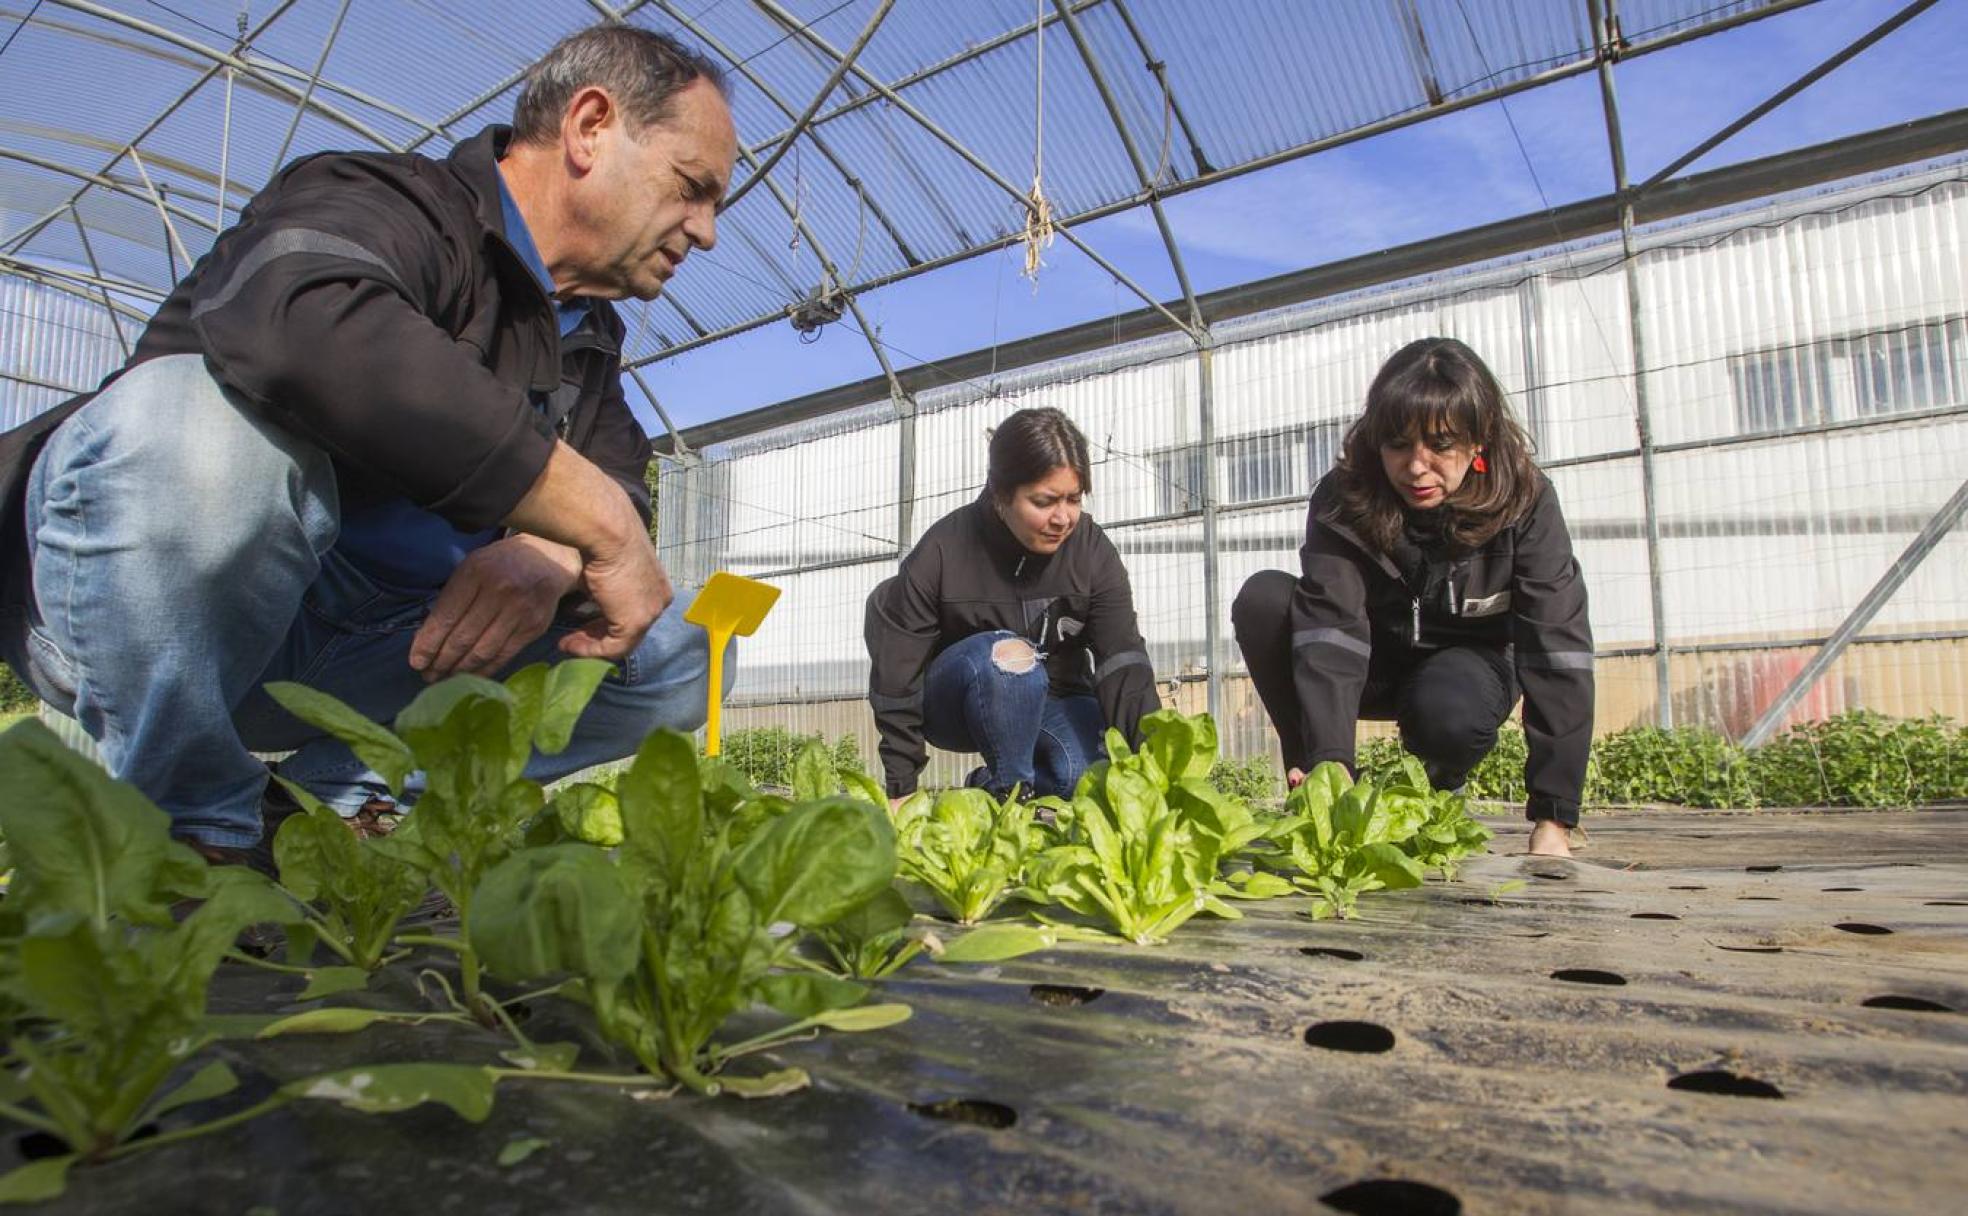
[1232,338,1593,855]
[866,407,1161,804]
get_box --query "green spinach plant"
[0,720,293,1199]
[1023,726,1242,944]
[890,786,1047,925]
[1267,762,1426,920]
[470,731,909,1096]
[265,661,612,1023]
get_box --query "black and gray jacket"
[1289,470,1593,820]
[0,125,648,627]
[866,493,1162,797]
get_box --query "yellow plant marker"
[683,572,780,756]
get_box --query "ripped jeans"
[921,629,1104,800]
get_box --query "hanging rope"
[1020,0,1055,284]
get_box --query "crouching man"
[0,26,739,867]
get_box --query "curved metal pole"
[271,0,357,175]
[747,0,1197,341]
[45,0,401,152]
[0,253,164,311]
[1638,0,1941,194]
[67,206,130,358]
[1587,0,1673,726]
[1050,0,1200,332]
[654,0,916,264]
[0,148,219,234]
[0,0,299,255]
[721,0,895,212]
[400,0,654,155]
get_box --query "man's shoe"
[347,796,404,840]
[175,834,278,881]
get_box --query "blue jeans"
[14,354,724,847]
[922,630,1104,800]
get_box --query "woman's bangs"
[1369,384,1479,448]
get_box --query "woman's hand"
[1286,767,1305,790]
[1528,819,1573,856]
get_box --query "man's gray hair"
[512,25,727,145]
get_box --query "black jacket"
[866,494,1162,797]
[1289,471,1593,819]
[1,126,649,624]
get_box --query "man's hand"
[502,440,674,664]
[1287,767,1305,790]
[410,534,582,681]
[560,529,673,661]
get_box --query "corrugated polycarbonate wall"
[1,277,124,430]
[656,163,1968,782]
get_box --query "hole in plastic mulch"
[1835,923,1893,936]
[1551,969,1627,986]
[1320,1179,1462,1216]
[1303,1021,1395,1054]
[1925,901,1968,907]
[1630,912,1680,921]
[1820,887,1864,893]
[1028,984,1105,1007]
[1862,995,1954,1012]
[18,1124,157,1161]
[1746,865,1783,873]
[1529,869,1570,882]
[1668,1070,1785,1099]
[1738,896,1781,901]
[1299,947,1366,961]
[1668,885,1708,891]
[1714,943,1783,953]
[907,1098,1017,1129]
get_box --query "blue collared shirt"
[498,170,592,339]
[333,167,589,589]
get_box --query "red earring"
[1472,452,1489,474]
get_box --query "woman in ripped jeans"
[863,407,1163,806]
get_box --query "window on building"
[1731,316,1966,434]
[1150,420,1346,515]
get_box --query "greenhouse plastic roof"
[0,0,1814,373]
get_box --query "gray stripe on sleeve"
[1094,649,1150,683]
[1519,650,1594,671]
[192,228,399,319]
[869,691,921,712]
[1292,628,1370,659]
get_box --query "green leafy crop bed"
[1,675,1964,1214]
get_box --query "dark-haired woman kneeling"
[866,407,1161,805]
[1233,338,1592,856]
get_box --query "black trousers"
[1231,569,1518,790]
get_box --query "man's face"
[575,79,737,301]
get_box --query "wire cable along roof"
[0,0,1814,390]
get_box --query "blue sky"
[646,0,1968,431]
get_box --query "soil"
[12,808,1966,1215]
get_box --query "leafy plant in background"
[470,731,909,1096]
[1746,711,1967,808]
[1266,762,1426,920]
[266,660,613,1024]
[0,666,33,716]
[719,726,865,789]
[1587,726,1757,809]
[1023,723,1242,944]
[1205,754,1277,805]
[0,720,294,1199]
[890,787,1048,925]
